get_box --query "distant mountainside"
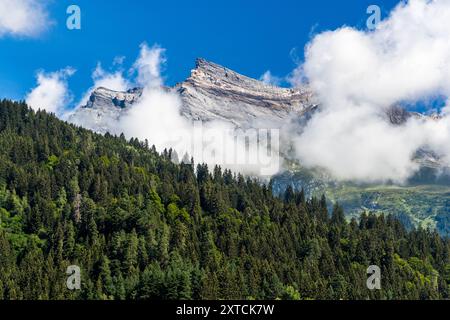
[67,58,450,236]
[272,166,450,237]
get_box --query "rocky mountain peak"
[190,58,266,89]
[188,57,313,97]
[175,58,317,127]
[70,58,317,130]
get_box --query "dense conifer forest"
[0,100,449,300]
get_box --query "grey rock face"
[385,105,439,125]
[386,105,412,125]
[175,58,317,128]
[86,87,143,110]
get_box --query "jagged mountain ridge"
[69,58,318,130]
[176,58,317,127]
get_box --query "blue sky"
[0,0,399,103]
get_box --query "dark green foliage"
[0,100,449,300]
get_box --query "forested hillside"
[0,100,449,300]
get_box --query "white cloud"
[26,68,75,115]
[113,56,126,66]
[116,44,187,151]
[91,63,129,92]
[132,43,166,88]
[260,71,282,86]
[0,0,51,37]
[291,0,450,183]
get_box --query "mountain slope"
[272,167,450,237]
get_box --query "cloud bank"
[291,0,450,183]
[0,0,50,37]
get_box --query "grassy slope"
[273,166,450,237]
[326,184,450,231]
